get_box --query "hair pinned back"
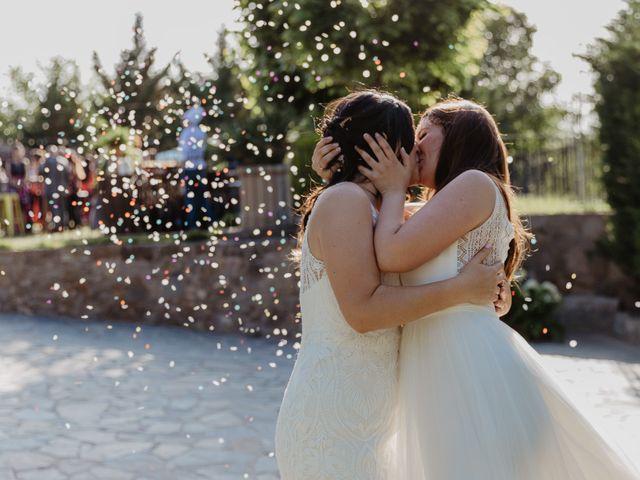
[296,90,415,252]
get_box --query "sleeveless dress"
[275,201,401,480]
[396,179,639,479]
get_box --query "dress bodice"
[400,180,514,287]
[456,181,514,272]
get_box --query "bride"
[348,97,639,479]
[274,91,508,480]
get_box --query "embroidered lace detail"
[277,201,398,480]
[456,182,515,271]
[299,204,378,295]
[299,234,326,295]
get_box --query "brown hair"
[422,98,530,280]
[297,90,414,248]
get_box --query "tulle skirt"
[395,304,639,480]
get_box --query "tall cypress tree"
[584,0,640,303]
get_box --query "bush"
[502,277,564,342]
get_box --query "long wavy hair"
[297,90,415,247]
[422,98,531,280]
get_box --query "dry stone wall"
[0,214,636,338]
[0,233,300,336]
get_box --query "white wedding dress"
[396,179,639,479]
[275,202,400,480]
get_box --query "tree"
[202,28,253,166]
[583,0,640,303]
[1,58,86,147]
[463,5,564,147]
[234,0,490,164]
[0,76,31,143]
[0,106,11,141]
[92,13,176,151]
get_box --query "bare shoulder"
[450,169,496,192]
[441,169,496,205]
[313,182,373,218]
[309,183,375,261]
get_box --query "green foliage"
[0,6,568,177]
[516,195,610,215]
[234,0,490,164]
[583,0,640,297]
[92,126,141,169]
[0,226,217,252]
[502,277,564,342]
[92,13,176,151]
[0,109,9,140]
[201,29,254,165]
[464,4,564,149]
[0,58,86,147]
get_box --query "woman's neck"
[356,181,380,208]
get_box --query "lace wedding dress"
[275,202,400,480]
[395,178,639,479]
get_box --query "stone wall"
[522,214,638,342]
[523,214,630,299]
[0,232,300,336]
[0,214,636,338]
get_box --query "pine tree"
[202,29,252,166]
[2,58,86,147]
[92,13,175,151]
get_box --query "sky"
[0,0,628,107]
[500,0,626,107]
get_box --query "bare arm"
[310,184,502,333]
[357,134,496,273]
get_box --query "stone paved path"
[0,314,638,479]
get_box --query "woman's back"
[275,188,401,480]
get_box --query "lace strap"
[480,175,507,224]
[300,232,326,295]
[456,177,513,271]
[489,180,511,228]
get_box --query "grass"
[0,227,107,252]
[516,195,611,216]
[0,196,610,252]
[0,226,217,253]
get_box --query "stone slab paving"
[0,313,638,479]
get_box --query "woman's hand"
[356,133,415,195]
[493,280,513,317]
[311,136,341,182]
[457,245,505,306]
